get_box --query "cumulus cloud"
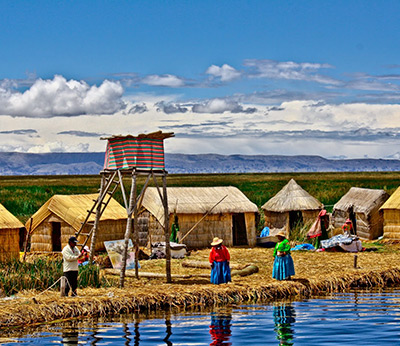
[0,75,125,117]
[27,141,90,153]
[206,64,241,82]
[142,74,185,87]
[127,103,148,114]
[192,99,257,114]
[155,101,189,114]
[244,59,339,85]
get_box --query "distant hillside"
[0,152,400,175]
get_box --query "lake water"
[2,289,400,345]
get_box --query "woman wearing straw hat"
[209,237,231,284]
[272,231,295,281]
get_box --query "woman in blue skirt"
[209,237,231,284]
[272,231,295,280]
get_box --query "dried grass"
[1,246,400,330]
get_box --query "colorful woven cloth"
[104,137,165,170]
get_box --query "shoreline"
[1,248,400,330]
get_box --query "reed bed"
[1,246,400,330]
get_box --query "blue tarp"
[260,226,270,237]
[291,243,315,251]
[320,234,355,249]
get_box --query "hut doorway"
[289,211,303,230]
[232,213,248,246]
[348,206,357,235]
[51,222,62,251]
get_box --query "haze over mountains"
[1,152,400,175]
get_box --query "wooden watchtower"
[75,131,174,286]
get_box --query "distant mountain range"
[1,152,400,175]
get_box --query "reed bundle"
[1,246,400,330]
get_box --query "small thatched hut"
[0,203,24,261]
[261,179,323,236]
[27,194,127,252]
[380,187,400,240]
[332,187,389,240]
[138,186,259,249]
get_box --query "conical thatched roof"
[380,186,400,210]
[141,186,258,225]
[261,179,322,212]
[27,194,127,232]
[334,187,389,214]
[0,203,24,229]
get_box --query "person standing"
[272,231,295,281]
[62,236,83,297]
[209,237,231,284]
[342,218,353,235]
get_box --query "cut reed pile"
[1,246,400,330]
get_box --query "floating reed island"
[2,246,400,330]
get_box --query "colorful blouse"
[273,239,291,257]
[209,245,230,263]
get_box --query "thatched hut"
[380,187,400,240]
[332,187,389,240]
[261,179,323,236]
[27,194,127,252]
[0,203,24,261]
[138,186,259,249]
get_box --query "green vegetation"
[0,258,111,296]
[1,172,400,224]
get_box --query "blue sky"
[0,0,400,158]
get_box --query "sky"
[1,0,400,159]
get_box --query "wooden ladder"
[74,171,121,251]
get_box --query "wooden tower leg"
[89,174,106,263]
[134,190,139,280]
[163,173,172,283]
[120,172,137,288]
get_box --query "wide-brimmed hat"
[276,231,286,238]
[345,218,352,224]
[211,237,223,246]
[83,245,91,253]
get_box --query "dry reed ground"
[1,246,400,330]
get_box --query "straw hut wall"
[333,187,389,240]
[261,179,323,236]
[0,203,24,261]
[138,186,259,249]
[27,194,127,252]
[380,187,400,240]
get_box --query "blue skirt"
[272,255,295,280]
[211,260,231,284]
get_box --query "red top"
[209,245,230,263]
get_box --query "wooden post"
[23,218,33,262]
[354,254,358,269]
[120,172,137,288]
[60,276,66,297]
[134,181,139,280]
[162,173,172,283]
[89,174,106,263]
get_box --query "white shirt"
[62,244,80,272]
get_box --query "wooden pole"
[89,174,106,263]
[23,218,33,262]
[162,173,172,283]
[120,171,137,288]
[179,195,228,243]
[134,179,139,280]
[354,254,358,269]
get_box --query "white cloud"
[206,64,241,82]
[142,74,185,87]
[0,75,125,117]
[27,141,90,153]
[192,99,256,114]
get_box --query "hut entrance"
[51,222,62,251]
[348,206,357,235]
[289,211,303,230]
[232,213,248,246]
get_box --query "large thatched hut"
[138,186,259,249]
[0,203,24,261]
[261,179,323,236]
[332,187,389,240]
[380,186,400,240]
[27,194,127,252]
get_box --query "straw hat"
[211,237,223,246]
[276,231,286,238]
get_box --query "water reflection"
[273,303,296,346]
[209,311,232,346]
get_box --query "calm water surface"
[2,290,400,345]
